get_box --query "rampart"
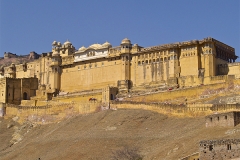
[110,101,240,116]
[3,102,102,123]
[126,78,240,104]
[2,98,240,123]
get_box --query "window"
[227,144,231,150]
[225,116,227,120]
[209,145,213,151]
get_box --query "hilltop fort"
[0,37,239,106]
[0,37,240,160]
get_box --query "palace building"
[0,37,239,104]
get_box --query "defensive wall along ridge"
[0,77,240,123]
[1,99,240,124]
[0,101,103,123]
[126,78,240,103]
[110,101,240,115]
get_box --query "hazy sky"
[0,0,239,59]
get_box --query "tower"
[117,38,132,93]
[120,38,132,80]
[50,41,62,94]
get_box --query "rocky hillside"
[0,109,239,160]
[0,52,40,67]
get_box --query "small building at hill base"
[205,111,240,127]
[199,139,240,160]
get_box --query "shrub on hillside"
[111,146,143,160]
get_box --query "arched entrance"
[23,92,27,100]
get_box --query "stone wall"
[126,78,240,104]
[199,139,240,160]
[211,104,240,111]
[111,101,240,116]
[4,102,102,123]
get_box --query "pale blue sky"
[0,0,239,59]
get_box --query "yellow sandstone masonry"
[0,37,239,120]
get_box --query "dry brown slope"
[0,109,239,160]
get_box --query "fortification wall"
[53,92,102,103]
[126,79,240,104]
[3,99,240,124]
[4,102,102,123]
[111,101,188,115]
[110,101,240,117]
